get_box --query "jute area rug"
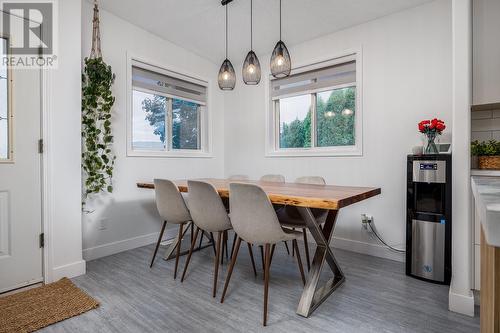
[0,278,99,333]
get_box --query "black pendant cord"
[225,4,228,59]
[279,0,282,41]
[250,0,253,50]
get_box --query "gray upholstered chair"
[260,174,285,183]
[259,174,290,257]
[221,183,306,326]
[277,176,328,270]
[181,180,257,297]
[151,179,192,280]
[228,174,249,181]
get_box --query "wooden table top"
[137,178,381,210]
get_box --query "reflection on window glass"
[278,94,311,149]
[132,90,166,151]
[0,37,9,159]
[172,99,200,150]
[315,87,356,147]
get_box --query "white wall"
[473,0,500,105]
[224,0,452,261]
[45,0,85,281]
[80,2,225,260]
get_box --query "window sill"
[127,150,213,158]
[265,147,362,158]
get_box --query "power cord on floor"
[366,220,406,253]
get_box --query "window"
[269,54,361,156]
[129,60,209,157]
[0,37,11,161]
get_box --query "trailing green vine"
[82,57,116,203]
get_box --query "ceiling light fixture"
[270,0,291,78]
[242,0,261,85]
[218,3,236,90]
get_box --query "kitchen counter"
[471,169,500,177]
[471,176,500,247]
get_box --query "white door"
[0,14,43,293]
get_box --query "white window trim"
[126,54,213,158]
[265,49,363,157]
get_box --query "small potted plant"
[471,140,500,170]
[418,118,446,154]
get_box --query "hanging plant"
[82,57,116,201]
[81,1,115,204]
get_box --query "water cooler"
[406,154,452,285]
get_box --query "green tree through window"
[142,95,200,150]
[279,86,355,149]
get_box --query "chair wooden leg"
[230,232,237,258]
[213,231,223,297]
[220,236,242,303]
[174,223,184,279]
[259,245,264,268]
[210,232,217,255]
[283,241,290,255]
[247,243,257,277]
[150,221,167,268]
[302,228,311,271]
[292,239,306,285]
[197,231,205,250]
[190,222,194,243]
[259,245,265,280]
[224,230,229,261]
[269,244,276,265]
[181,226,200,282]
[263,244,271,326]
[221,230,227,265]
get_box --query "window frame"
[0,35,13,163]
[127,55,212,158]
[265,50,363,157]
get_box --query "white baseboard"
[83,228,180,261]
[449,289,475,317]
[332,236,405,262]
[52,260,86,281]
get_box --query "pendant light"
[242,0,261,85]
[218,4,236,90]
[270,0,291,78]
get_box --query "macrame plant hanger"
[90,0,102,59]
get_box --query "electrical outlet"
[361,214,369,229]
[98,218,109,231]
[361,214,373,232]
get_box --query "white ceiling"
[98,0,434,64]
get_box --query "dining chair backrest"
[188,180,231,232]
[295,176,326,185]
[229,183,287,244]
[228,174,249,181]
[154,179,191,224]
[260,174,285,183]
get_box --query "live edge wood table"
[137,178,381,318]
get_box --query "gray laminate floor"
[41,238,479,333]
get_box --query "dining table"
[137,178,381,318]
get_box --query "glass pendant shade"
[243,51,261,85]
[270,40,291,78]
[218,59,236,90]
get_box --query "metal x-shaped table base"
[296,208,345,317]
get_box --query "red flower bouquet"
[418,118,446,154]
